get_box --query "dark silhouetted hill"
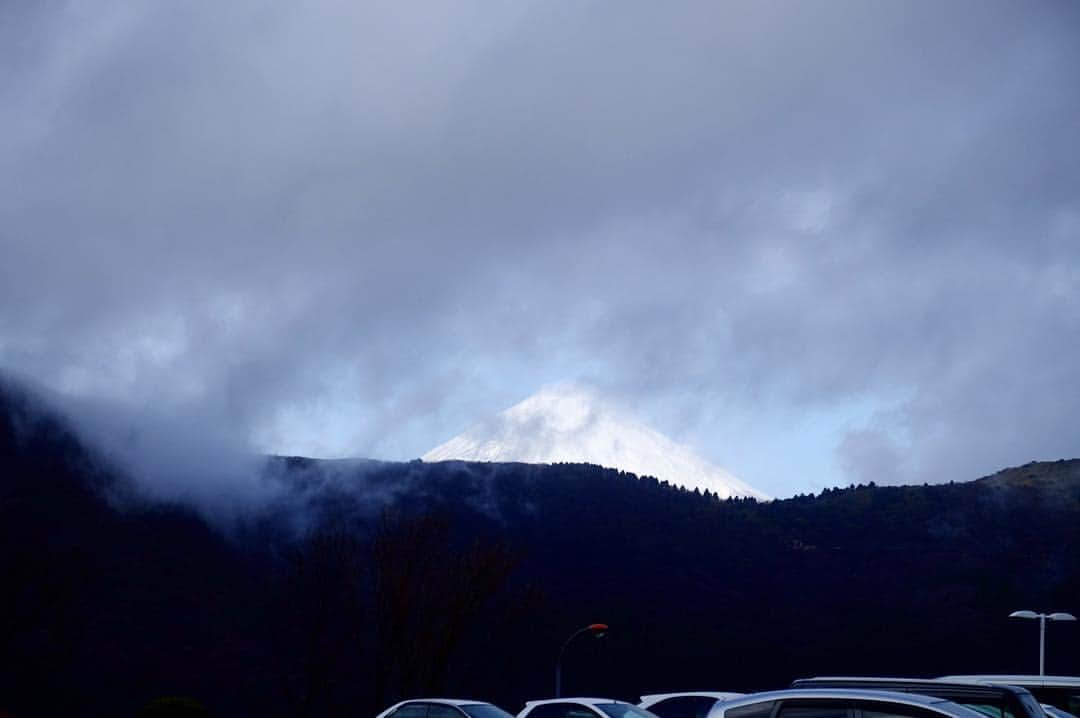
[2,376,1079,717]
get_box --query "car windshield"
[596,704,659,718]
[462,705,515,718]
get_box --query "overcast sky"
[2,0,1079,498]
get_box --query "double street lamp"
[1009,610,1076,676]
[555,623,608,698]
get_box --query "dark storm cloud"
[2,0,1078,494]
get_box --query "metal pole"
[555,627,586,697]
[1039,614,1046,676]
[554,624,608,697]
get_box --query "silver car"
[519,697,661,718]
[640,692,745,718]
[378,699,517,718]
[700,688,992,718]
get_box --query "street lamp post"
[555,623,608,698]
[1009,610,1077,675]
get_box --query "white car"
[639,692,745,718]
[377,699,517,718]
[519,697,661,718]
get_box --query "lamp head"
[1010,610,1040,620]
[588,623,609,637]
[1048,612,1077,622]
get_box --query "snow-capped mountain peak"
[422,383,769,500]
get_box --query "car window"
[860,702,952,718]
[725,702,777,718]
[1031,690,1080,717]
[965,704,1015,718]
[776,700,851,718]
[595,705,658,718]
[600,703,656,716]
[1043,691,1080,716]
[429,706,463,718]
[393,705,429,718]
[1042,706,1076,718]
[567,707,598,718]
[462,704,515,718]
[529,704,590,718]
[649,697,719,718]
[527,705,564,718]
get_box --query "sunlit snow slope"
[422,384,769,500]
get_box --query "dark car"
[1041,703,1076,718]
[941,676,1080,716]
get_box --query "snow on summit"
[423,384,769,500]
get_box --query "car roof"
[376,698,501,718]
[792,677,1031,697]
[716,688,985,718]
[525,699,629,707]
[640,693,744,703]
[393,699,494,707]
[942,676,1080,688]
[722,689,957,706]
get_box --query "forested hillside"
[2,379,1079,717]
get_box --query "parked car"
[377,699,517,718]
[941,676,1080,717]
[1041,703,1076,718]
[519,698,661,718]
[639,692,745,718]
[790,677,1046,718]
[699,688,990,718]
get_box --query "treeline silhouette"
[2,378,1079,717]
